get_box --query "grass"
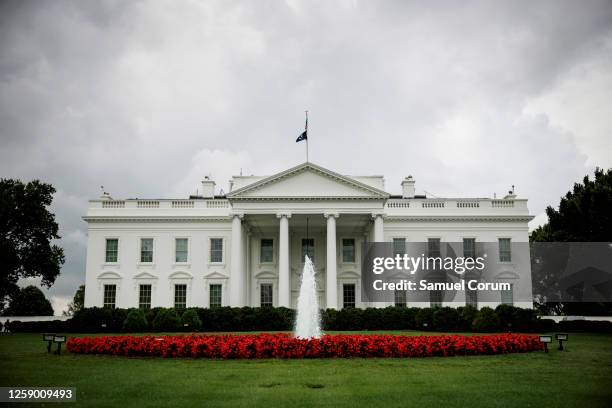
[0,331,610,407]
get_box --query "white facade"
[83,162,533,310]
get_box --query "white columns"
[277,213,291,308]
[325,212,339,309]
[230,213,244,307]
[373,213,384,242]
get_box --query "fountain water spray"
[294,255,322,339]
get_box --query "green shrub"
[152,308,181,332]
[361,308,384,330]
[181,309,202,331]
[123,309,148,332]
[25,304,606,334]
[494,305,538,331]
[70,307,127,333]
[494,304,516,329]
[458,306,478,331]
[333,308,364,330]
[415,308,435,330]
[433,307,460,331]
[379,306,417,330]
[472,307,500,332]
[144,307,163,331]
[321,309,338,330]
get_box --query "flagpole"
[305,110,309,162]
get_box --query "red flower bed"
[66,333,543,359]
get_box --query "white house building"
[83,162,533,310]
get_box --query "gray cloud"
[1,0,611,313]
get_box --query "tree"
[0,179,65,310]
[530,168,612,242]
[530,168,612,315]
[64,285,85,316]
[3,285,54,316]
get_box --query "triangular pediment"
[203,271,228,279]
[228,162,389,200]
[133,271,158,280]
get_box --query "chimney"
[401,175,415,198]
[201,176,216,198]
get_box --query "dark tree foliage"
[530,168,612,315]
[64,285,85,316]
[4,285,54,316]
[0,179,65,309]
[530,168,612,242]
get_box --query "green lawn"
[0,331,610,407]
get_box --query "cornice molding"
[385,215,534,222]
[83,216,231,223]
[228,195,386,201]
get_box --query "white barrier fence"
[540,316,612,323]
[0,316,70,325]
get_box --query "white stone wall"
[85,220,532,309]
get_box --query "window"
[394,289,407,308]
[499,238,511,262]
[140,238,153,263]
[260,239,273,263]
[430,290,443,307]
[174,284,187,309]
[209,284,222,308]
[342,239,355,263]
[105,239,118,263]
[501,284,514,305]
[103,284,116,309]
[175,238,188,263]
[302,238,314,262]
[428,238,441,257]
[260,284,273,307]
[139,284,152,309]
[466,289,478,308]
[210,238,223,263]
[393,238,406,257]
[343,284,356,309]
[463,238,476,259]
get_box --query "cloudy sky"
[1,0,611,314]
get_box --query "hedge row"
[4,305,612,334]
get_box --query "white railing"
[171,200,195,208]
[137,200,159,208]
[386,200,410,208]
[492,200,514,208]
[206,200,229,208]
[383,198,527,212]
[422,201,445,208]
[102,201,125,208]
[457,201,480,208]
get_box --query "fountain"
[294,255,322,339]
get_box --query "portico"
[227,211,379,309]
